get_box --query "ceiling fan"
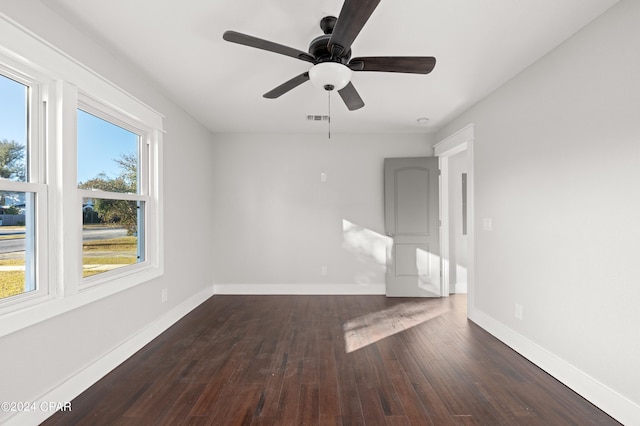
[223,0,436,111]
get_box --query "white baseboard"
[468,307,640,426]
[5,287,214,426]
[213,282,385,295]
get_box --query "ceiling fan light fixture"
[309,62,352,91]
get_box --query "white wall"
[0,1,215,423]
[211,132,433,294]
[436,1,640,423]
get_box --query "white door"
[384,157,441,297]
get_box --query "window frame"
[60,91,163,296]
[0,62,50,312]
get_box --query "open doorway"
[434,124,475,315]
[446,150,469,294]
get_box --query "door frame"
[434,124,475,312]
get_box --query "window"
[73,94,161,290]
[77,108,146,280]
[0,69,47,308]
[0,21,163,334]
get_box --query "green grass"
[0,258,25,266]
[83,236,138,252]
[0,234,140,299]
[0,235,24,240]
[81,257,137,278]
[81,236,138,278]
[0,271,25,299]
[83,257,137,265]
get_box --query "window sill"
[0,264,163,338]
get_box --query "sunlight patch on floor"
[343,301,448,353]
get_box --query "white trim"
[433,123,475,157]
[469,309,640,426]
[77,189,148,202]
[0,180,45,192]
[3,287,214,426]
[57,80,80,297]
[438,156,450,297]
[213,283,386,295]
[465,138,475,312]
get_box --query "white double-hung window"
[72,93,163,292]
[0,65,48,309]
[0,17,163,335]
[78,101,147,282]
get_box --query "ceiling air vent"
[306,115,329,122]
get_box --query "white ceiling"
[42,0,617,135]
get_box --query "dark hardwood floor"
[43,294,618,425]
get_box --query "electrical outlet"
[321,266,328,276]
[515,303,523,320]
[320,172,327,182]
[161,288,168,303]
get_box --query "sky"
[77,109,138,183]
[0,74,137,184]
[0,73,27,146]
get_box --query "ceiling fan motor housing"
[309,34,351,64]
[309,17,351,64]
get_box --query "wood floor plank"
[42,295,620,426]
[333,345,365,422]
[158,383,207,425]
[385,359,439,426]
[296,383,320,425]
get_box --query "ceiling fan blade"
[338,82,365,111]
[349,56,436,74]
[328,0,381,57]
[223,31,315,63]
[263,72,310,99]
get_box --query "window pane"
[0,74,28,182]
[0,191,35,300]
[77,109,139,193]
[82,198,144,278]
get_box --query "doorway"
[434,124,474,312]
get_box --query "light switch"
[483,218,492,231]
[320,172,327,182]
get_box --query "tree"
[0,139,26,181]
[79,153,139,235]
